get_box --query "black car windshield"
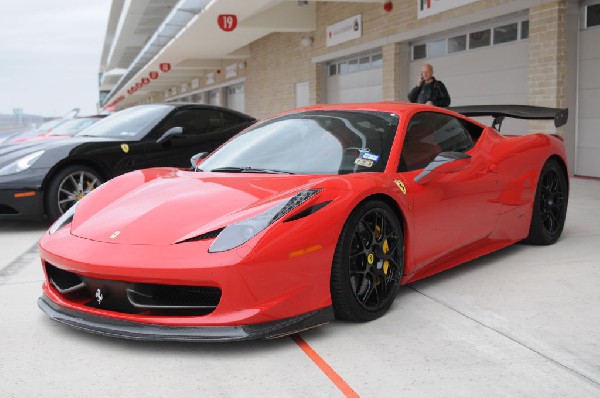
[47,118,100,136]
[76,105,173,139]
[200,110,399,175]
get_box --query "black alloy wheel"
[46,165,103,221]
[524,158,568,245]
[331,200,404,321]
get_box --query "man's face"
[421,66,433,81]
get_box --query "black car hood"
[0,136,118,166]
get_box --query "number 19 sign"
[218,14,237,32]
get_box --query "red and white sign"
[141,77,150,85]
[326,14,362,47]
[218,14,237,32]
[160,63,171,73]
[149,71,158,79]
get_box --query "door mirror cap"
[414,152,472,184]
[190,152,208,170]
[156,126,184,144]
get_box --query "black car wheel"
[46,165,103,221]
[524,158,568,245]
[331,200,404,321]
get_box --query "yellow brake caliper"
[375,224,390,275]
[383,239,390,275]
[78,181,95,201]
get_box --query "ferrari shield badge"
[121,144,129,153]
[394,180,407,195]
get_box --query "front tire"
[330,200,404,322]
[46,165,103,221]
[524,158,568,245]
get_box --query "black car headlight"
[209,189,321,253]
[0,150,45,176]
[48,202,79,235]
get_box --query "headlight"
[209,189,321,253]
[48,202,79,235]
[0,150,45,176]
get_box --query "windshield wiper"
[208,166,294,174]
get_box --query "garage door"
[226,84,245,113]
[409,19,529,134]
[327,52,383,104]
[577,3,600,177]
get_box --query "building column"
[383,42,410,101]
[528,0,579,173]
[527,0,568,134]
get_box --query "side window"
[222,112,245,129]
[399,112,473,172]
[158,109,223,136]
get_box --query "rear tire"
[523,158,568,245]
[46,165,103,222]
[330,200,404,322]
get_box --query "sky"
[0,0,112,117]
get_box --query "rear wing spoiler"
[449,105,568,131]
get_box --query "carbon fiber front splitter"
[38,294,334,342]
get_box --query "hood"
[70,168,338,245]
[0,136,113,166]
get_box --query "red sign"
[141,77,150,85]
[218,14,237,32]
[149,71,158,79]
[160,63,171,73]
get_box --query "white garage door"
[577,3,600,178]
[409,19,529,134]
[226,84,245,113]
[327,52,383,104]
[208,89,220,106]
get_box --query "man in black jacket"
[407,64,451,107]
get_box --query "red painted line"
[291,334,360,398]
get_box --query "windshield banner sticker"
[360,152,380,162]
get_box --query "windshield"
[48,118,100,136]
[76,104,173,139]
[200,110,399,175]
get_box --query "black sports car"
[0,103,255,221]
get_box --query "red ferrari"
[38,103,569,341]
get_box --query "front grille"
[45,262,221,316]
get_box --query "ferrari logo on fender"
[394,180,407,195]
[109,231,121,239]
[95,289,104,305]
[121,144,129,153]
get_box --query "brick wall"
[245,32,317,118]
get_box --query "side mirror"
[190,152,208,170]
[156,126,184,144]
[414,152,471,184]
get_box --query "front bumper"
[38,294,334,342]
[0,168,47,219]
[39,222,337,336]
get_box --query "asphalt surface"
[1,178,599,397]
